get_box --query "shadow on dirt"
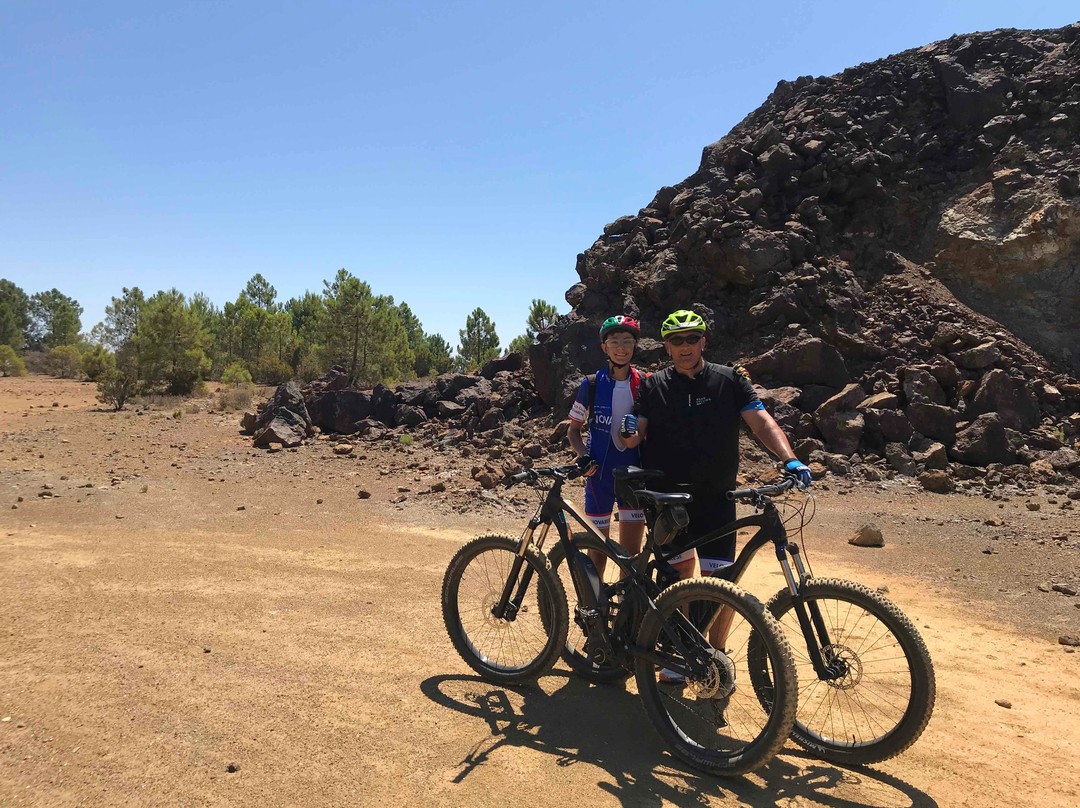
[421,672,937,808]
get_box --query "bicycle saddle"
[633,489,693,507]
[613,466,666,482]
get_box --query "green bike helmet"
[660,309,707,338]
[599,315,641,340]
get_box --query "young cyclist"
[567,316,646,574]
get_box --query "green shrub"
[81,345,115,381]
[253,356,293,385]
[45,345,83,378]
[399,434,414,446]
[172,408,183,420]
[296,352,323,383]
[0,345,27,377]
[97,367,138,410]
[222,360,253,387]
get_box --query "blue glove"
[785,459,812,488]
[620,414,638,438]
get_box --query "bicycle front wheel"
[442,535,568,685]
[635,578,797,777]
[764,578,935,765]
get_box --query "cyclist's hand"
[575,455,599,476]
[619,414,638,438]
[785,459,812,488]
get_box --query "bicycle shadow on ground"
[421,672,937,808]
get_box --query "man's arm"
[741,408,797,462]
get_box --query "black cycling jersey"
[633,362,759,490]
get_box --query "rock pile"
[529,23,1080,491]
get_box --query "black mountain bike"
[441,463,798,776]
[546,468,936,767]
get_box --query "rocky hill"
[246,24,1080,498]
[526,23,1080,489]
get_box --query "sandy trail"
[0,377,1077,806]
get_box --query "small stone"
[332,443,354,455]
[204,648,211,653]
[1059,635,1080,647]
[849,523,884,547]
[316,499,323,505]
[115,514,124,519]
[357,490,371,499]
[1025,501,1041,511]
[391,494,408,504]
[876,585,890,594]
[1037,582,1052,593]
[430,482,446,493]
[994,699,1012,709]
[1051,584,1077,596]
[397,486,410,493]
[236,505,245,511]
[982,547,997,555]
[226,763,240,773]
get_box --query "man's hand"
[785,459,812,488]
[619,414,638,439]
[575,455,599,477]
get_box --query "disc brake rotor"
[821,643,863,689]
[685,647,737,700]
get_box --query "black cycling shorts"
[669,490,737,562]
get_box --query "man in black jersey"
[621,309,810,579]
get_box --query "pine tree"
[243,273,278,312]
[28,289,82,350]
[526,299,558,339]
[138,289,211,394]
[457,308,500,370]
[321,269,412,386]
[0,280,30,349]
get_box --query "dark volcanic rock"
[951,412,1012,466]
[307,390,372,434]
[480,352,524,380]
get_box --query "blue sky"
[2,1,1076,351]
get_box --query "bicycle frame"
[666,495,846,681]
[491,472,721,679]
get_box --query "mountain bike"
[441,463,798,776]
[547,468,935,767]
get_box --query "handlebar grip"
[506,471,532,488]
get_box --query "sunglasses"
[666,334,702,346]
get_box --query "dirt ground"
[1,376,1078,807]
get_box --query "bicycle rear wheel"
[635,578,797,776]
[760,578,935,765]
[442,535,568,685]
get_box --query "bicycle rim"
[444,536,566,681]
[636,579,796,776]
[768,578,934,761]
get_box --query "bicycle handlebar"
[505,464,584,488]
[726,474,799,500]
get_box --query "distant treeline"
[0,273,558,396]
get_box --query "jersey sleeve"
[567,377,590,424]
[733,365,764,412]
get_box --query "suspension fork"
[491,518,551,620]
[782,543,844,680]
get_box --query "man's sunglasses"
[666,334,702,346]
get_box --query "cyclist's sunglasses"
[665,334,702,346]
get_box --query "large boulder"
[254,409,310,448]
[435,373,482,399]
[307,390,372,434]
[480,352,524,380]
[900,367,946,405]
[395,404,428,428]
[249,381,315,447]
[906,402,957,445]
[950,412,1012,466]
[371,385,398,426]
[813,383,867,455]
[743,338,850,388]
[969,370,1040,431]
